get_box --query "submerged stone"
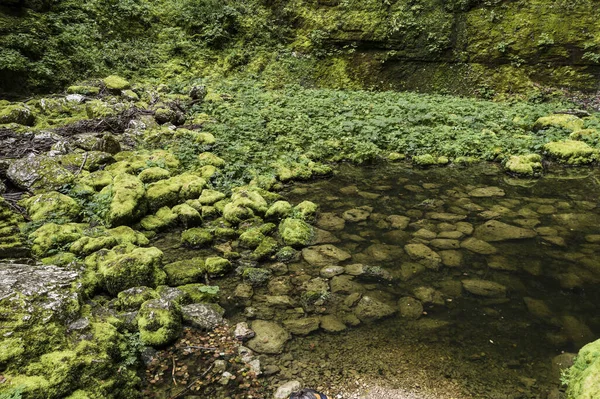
[283,317,320,335]
[460,237,497,254]
[462,279,507,297]
[247,320,290,354]
[302,244,352,266]
[404,243,441,270]
[474,220,537,242]
[353,296,396,322]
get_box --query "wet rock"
[398,262,426,281]
[413,228,437,240]
[413,286,445,306]
[353,296,396,322]
[551,353,577,383]
[462,279,507,297]
[316,212,346,231]
[330,275,364,294]
[468,187,505,197]
[437,230,464,239]
[398,297,423,319]
[283,317,320,335]
[553,213,600,230]
[460,237,497,254]
[311,227,341,245]
[427,212,467,222]
[342,207,371,222]
[320,265,345,278]
[8,154,75,191]
[455,222,474,235]
[344,292,362,307]
[247,320,290,354]
[234,283,254,300]
[242,268,273,287]
[523,297,553,320]
[439,250,463,267]
[386,215,410,230]
[404,243,441,270]
[474,220,537,242]
[265,295,295,308]
[429,239,460,250]
[234,322,255,341]
[279,218,314,247]
[268,276,293,295]
[302,244,352,266]
[138,299,182,347]
[362,243,404,262]
[437,279,463,297]
[181,303,225,330]
[320,315,347,332]
[586,234,600,243]
[542,236,567,247]
[274,380,302,399]
[561,315,595,349]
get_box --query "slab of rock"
[181,303,225,330]
[320,265,345,278]
[398,262,426,281]
[487,256,517,271]
[311,228,341,245]
[462,279,507,297]
[302,245,352,266]
[404,243,442,270]
[523,297,553,320]
[320,315,347,332]
[353,296,396,322]
[330,275,365,294]
[413,286,445,306]
[283,317,320,335]
[460,237,497,254]
[469,187,506,197]
[247,320,290,354]
[474,220,537,242]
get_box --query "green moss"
[29,223,84,258]
[222,200,255,224]
[413,154,450,167]
[242,267,272,286]
[69,236,119,256]
[544,140,598,164]
[279,218,314,247]
[115,286,160,311]
[138,167,171,183]
[97,246,166,295]
[504,154,543,176]
[239,228,265,249]
[294,201,318,222]
[198,189,227,205]
[78,170,113,190]
[172,203,202,227]
[177,284,219,303]
[181,228,213,248]
[566,339,600,399]
[67,86,100,96]
[276,246,297,262]
[534,114,585,132]
[146,173,207,211]
[197,152,225,167]
[0,103,35,126]
[108,226,149,246]
[0,337,25,366]
[164,258,205,286]
[204,256,231,276]
[137,299,182,347]
[251,236,279,261]
[41,252,78,266]
[103,75,131,91]
[104,173,147,227]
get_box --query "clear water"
[155,162,600,398]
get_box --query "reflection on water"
[161,163,600,398]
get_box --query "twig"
[168,363,214,399]
[184,346,217,351]
[172,356,177,386]
[75,152,89,176]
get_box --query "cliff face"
[279,0,600,93]
[1,0,599,95]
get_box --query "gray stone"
[181,303,225,330]
[460,237,497,254]
[462,279,507,297]
[398,297,423,319]
[404,243,442,270]
[320,265,345,278]
[302,245,352,266]
[474,220,537,242]
[234,322,255,341]
[274,380,302,399]
[353,296,396,322]
[247,320,290,354]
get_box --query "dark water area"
[154,162,600,399]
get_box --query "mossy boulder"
[69,236,119,256]
[22,191,81,222]
[239,228,266,249]
[96,246,166,295]
[177,284,219,303]
[205,256,231,276]
[504,154,543,176]
[198,189,226,205]
[565,339,600,399]
[107,150,180,176]
[197,152,225,167]
[137,299,182,347]
[544,140,598,164]
[138,167,171,183]
[412,154,449,167]
[251,236,279,261]
[146,173,206,211]
[294,201,319,222]
[242,267,272,286]
[265,201,293,220]
[181,228,213,248]
[172,203,202,227]
[115,286,159,311]
[67,86,100,96]
[222,200,255,224]
[103,173,147,227]
[164,258,205,286]
[0,103,35,126]
[140,206,178,231]
[78,170,113,190]
[103,75,130,92]
[279,218,314,247]
[30,223,83,257]
[533,114,585,132]
[7,154,75,192]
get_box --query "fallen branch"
[168,363,214,399]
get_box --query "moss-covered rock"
[146,173,206,211]
[239,228,266,249]
[242,267,272,286]
[67,86,100,96]
[22,191,81,222]
[222,200,255,224]
[164,258,205,286]
[115,286,159,311]
[181,228,213,248]
[504,154,543,176]
[251,236,279,260]
[279,218,314,247]
[138,167,171,183]
[103,173,147,227]
[103,75,130,92]
[177,284,219,303]
[172,203,202,227]
[533,114,585,132]
[78,170,113,190]
[140,206,178,231]
[69,236,119,257]
[265,200,293,220]
[544,140,598,164]
[0,103,35,126]
[96,246,166,295]
[197,152,225,167]
[198,189,227,205]
[294,201,319,222]
[30,223,84,257]
[566,339,600,399]
[7,154,75,192]
[137,299,182,347]
[412,154,450,167]
[107,150,180,176]
[205,256,231,276]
